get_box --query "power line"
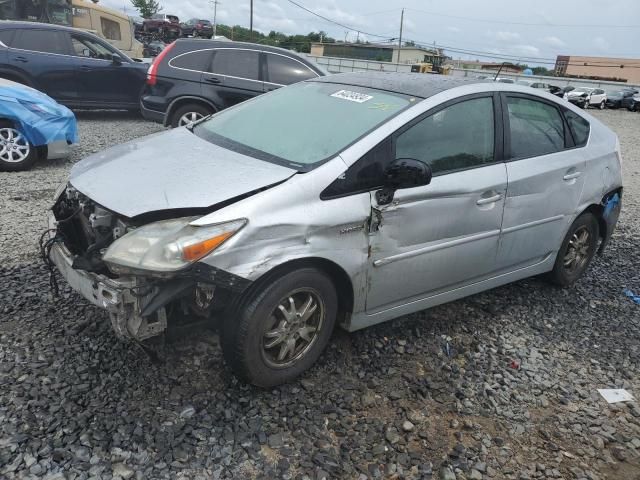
[283,0,394,39]
[405,7,640,28]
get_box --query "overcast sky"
[100,0,639,65]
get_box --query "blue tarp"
[0,84,78,147]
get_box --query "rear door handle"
[80,65,92,71]
[476,193,502,205]
[563,172,581,181]
[13,56,28,63]
[204,77,221,84]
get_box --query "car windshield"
[200,20,211,24]
[194,81,413,170]
[167,15,179,22]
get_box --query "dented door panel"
[366,163,507,313]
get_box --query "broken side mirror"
[375,158,432,205]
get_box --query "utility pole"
[249,0,254,41]
[356,31,360,43]
[397,8,404,64]
[211,0,220,38]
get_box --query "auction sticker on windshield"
[331,90,373,103]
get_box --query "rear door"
[202,48,263,109]
[497,94,586,270]
[8,28,80,102]
[263,52,319,92]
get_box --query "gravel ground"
[1,109,639,480]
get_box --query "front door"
[365,95,507,313]
[68,33,143,107]
[497,94,586,270]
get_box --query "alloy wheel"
[262,289,325,368]
[0,128,30,163]
[600,101,605,110]
[178,111,205,127]
[563,226,591,273]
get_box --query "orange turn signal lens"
[181,232,234,262]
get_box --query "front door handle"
[80,65,92,71]
[476,193,502,205]
[563,172,582,181]
[13,56,28,63]
[204,77,221,84]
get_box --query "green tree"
[130,0,162,19]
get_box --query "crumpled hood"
[70,127,296,218]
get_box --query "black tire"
[599,100,605,110]
[0,121,37,171]
[169,103,214,128]
[628,101,636,112]
[221,268,338,387]
[547,213,599,287]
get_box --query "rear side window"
[12,30,68,55]
[100,17,122,41]
[211,49,260,80]
[506,97,565,159]
[564,110,590,147]
[0,29,15,47]
[170,50,212,71]
[395,97,495,175]
[266,53,317,85]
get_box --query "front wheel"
[547,213,599,287]
[0,122,37,171]
[599,100,605,110]
[628,101,636,112]
[221,268,338,387]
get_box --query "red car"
[142,13,181,39]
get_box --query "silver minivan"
[47,73,623,386]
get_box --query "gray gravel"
[1,109,640,480]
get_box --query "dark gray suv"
[140,39,326,127]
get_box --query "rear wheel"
[628,100,637,112]
[547,213,599,286]
[0,122,37,171]
[170,103,214,128]
[221,268,338,387]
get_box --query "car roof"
[311,72,485,99]
[0,20,80,33]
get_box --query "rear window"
[564,110,590,147]
[0,29,14,47]
[210,49,260,80]
[170,50,212,71]
[12,29,68,55]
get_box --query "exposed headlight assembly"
[103,217,246,274]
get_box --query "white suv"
[567,87,607,109]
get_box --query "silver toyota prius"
[47,73,623,387]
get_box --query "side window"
[12,30,68,55]
[321,138,392,199]
[170,50,212,71]
[210,49,260,80]
[506,96,565,159]
[71,35,117,60]
[266,54,317,85]
[395,97,495,175]
[0,29,15,47]
[564,110,590,147]
[100,17,122,41]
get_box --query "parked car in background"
[567,87,607,109]
[495,77,515,83]
[181,19,213,38]
[0,78,77,171]
[142,40,165,58]
[142,13,181,39]
[606,89,636,109]
[627,93,640,111]
[555,85,575,99]
[49,74,622,386]
[0,22,148,110]
[516,80,561,95]
[141,39,326,127]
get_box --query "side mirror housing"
[384,158,432,189]
[112,55,123,66]
[376,158,432,205]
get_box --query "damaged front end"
[46,185,250,341]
